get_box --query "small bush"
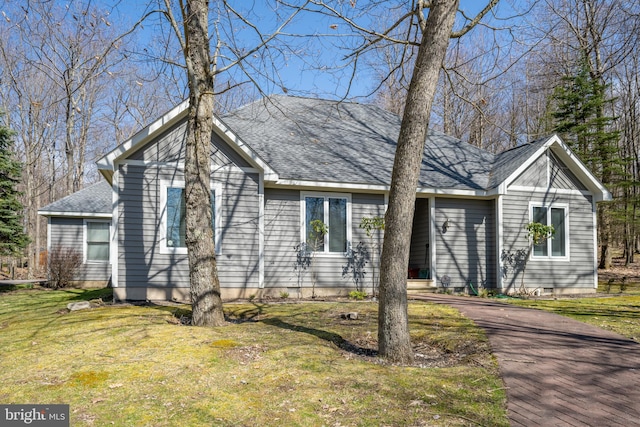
[279,292,289,299]
[348,290,367,300]
[47,246,82,289]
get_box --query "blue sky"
[107,1,521,100]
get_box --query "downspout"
[110,165,119,290]
[496,195,503,291]
[258,173,265,289]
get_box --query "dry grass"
[0,287,508,426]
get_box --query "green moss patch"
[210,339,239,348]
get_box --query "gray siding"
[264,189,300,288]
[511,153,547,187]
[511,151,587,192]
[501,189,595,290]
[550,152,587,191]
[48,217,111,282]
[263,189,385,290]
[128,121,186,162]
[409,199,430,273]
[435,198,495,289]
[129,119,252,168]
[117,137,260,291]
[351,193,386,290]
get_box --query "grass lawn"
[503,292,640,342]
[0,287,508,426]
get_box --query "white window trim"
[160,180,222,255]
[300,191,352,256]
[83,219,111,264]
[528,202,570,261]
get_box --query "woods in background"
[1,0,639,278]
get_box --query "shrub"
[47,246,82,289]
[348,290,367,300]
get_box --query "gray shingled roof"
[222,95,500,190]
[38,180,112,216]
[44,96,549,216]
[222,96,399,186]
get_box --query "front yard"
[0,287,508,426]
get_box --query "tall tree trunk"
[598,206,612,269]
[182,0,225,327]
[378,0,459,364]
[64,74,76,195]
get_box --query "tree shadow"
[65,287,113,301]
[0,284,18,293]
[261,317,378,357]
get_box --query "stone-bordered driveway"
[414,294,640,427]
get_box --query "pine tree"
[553,58,619,169]
[552,56,623,269]
[0,117,29,256]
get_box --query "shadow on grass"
[224,303,267,323]
[65,288,114,301]
[0,284,18,293]
[131,301,378,357]
[261,317,378,357]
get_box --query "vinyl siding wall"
[511,151,588,191]
[116,126,260,291]
[128,120,253,168]
[263,189,385,289]
[502,191,594,290]
[434,198,495,289]
[48,217,112,282]
[549,152,588,191]
[511,153,547,187]
[502,151,595,291]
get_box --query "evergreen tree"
[552,57,620,175]
[0,117,29,256]
[552,56,623,269]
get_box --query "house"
[38,95,611,301]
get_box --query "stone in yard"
[67,301,92,311]
[341,312,358,320]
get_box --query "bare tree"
[159,0,305,326]
[535,0,640,269]
[9,2,135,193]
[0,28,61,277]
[310,0,499,362]
[0,1,177,276]
[378,0,499,363]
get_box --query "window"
[302,193,350,253]
[161,181,220,254]
[531,204,567,258]
[85,221,110,262]
[166,187,188,248]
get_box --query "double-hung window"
[161,181,220,254]
[84,220,110,263]
[530,204,568,258]
[302,193,351,254]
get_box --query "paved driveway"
[414,294,640,427]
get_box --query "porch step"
[406,279,436,293]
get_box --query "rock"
[341,312,358,320]
[67,301,92,311]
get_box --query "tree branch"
[450,0,499,38]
